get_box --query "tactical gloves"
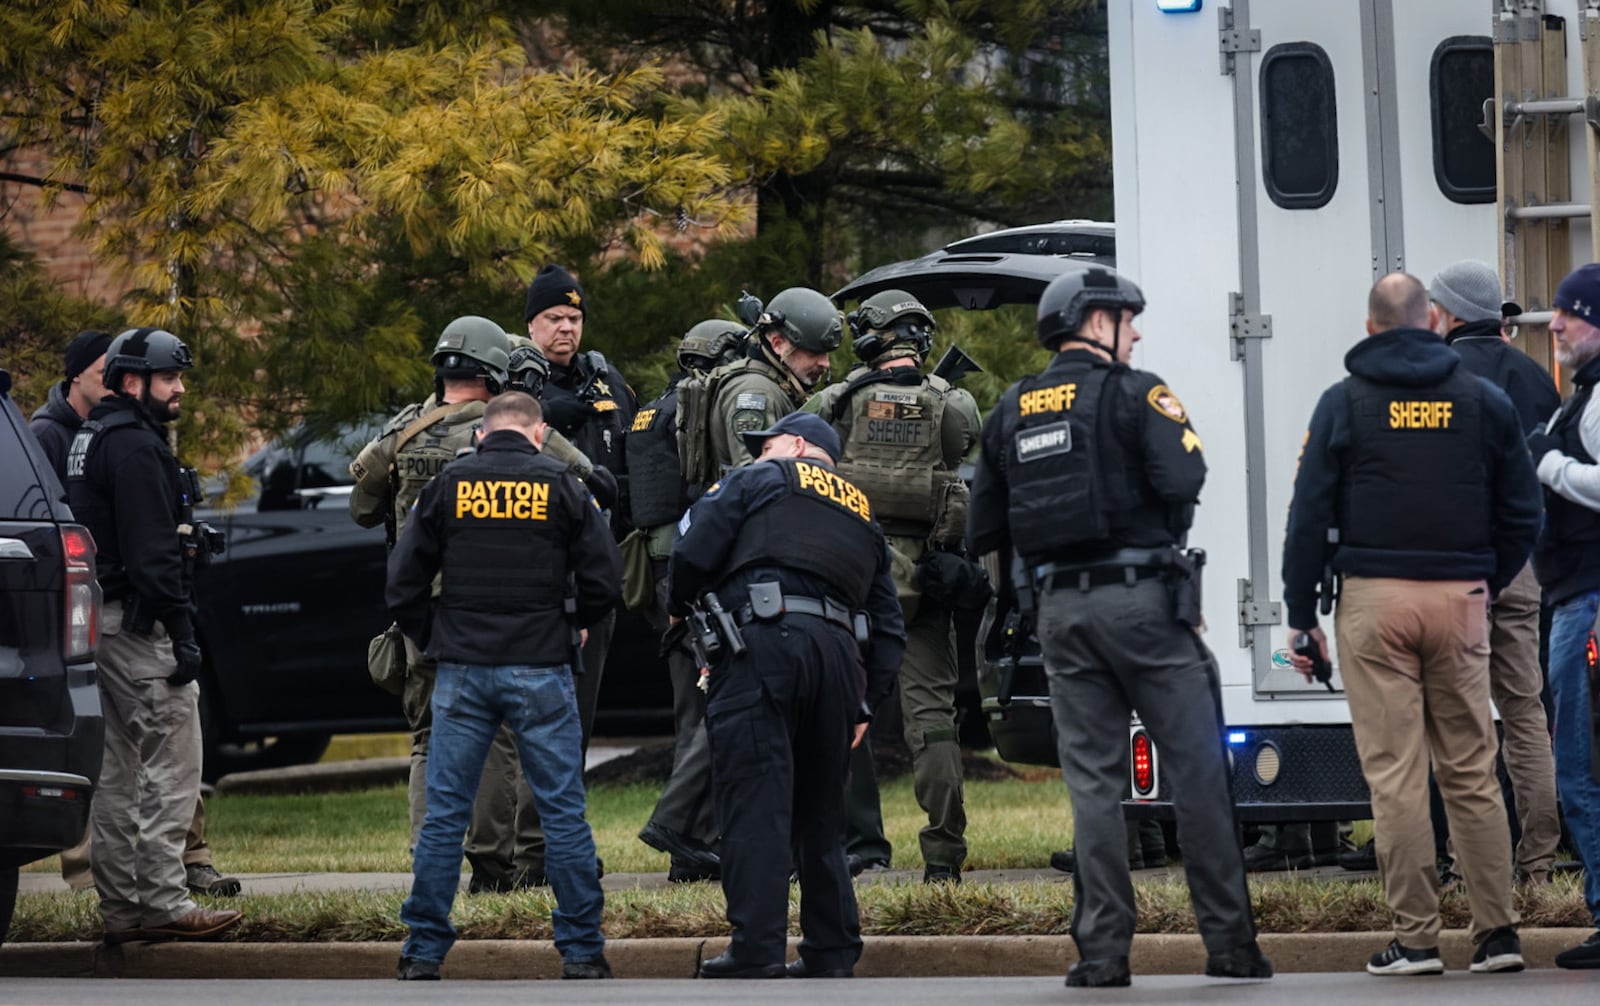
[585,465,619,510]
[170,637,204,686]
[1527,430,1562,463]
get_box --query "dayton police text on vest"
[455,480,550,520]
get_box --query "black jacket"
[1445,318,1561,433]
[28,381,81,479]
[668,456,907,711]
[386,430,622,666]
[1282,328,1542,629]
[65,396,193,641]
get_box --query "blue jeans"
[400,662,604,964]
[1549,591,1600,924]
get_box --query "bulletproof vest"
[64,404,172,598]
[718,459,883,606]
[543,351,626,472]
[1338,372,1491,554]
[435,452,570,613]
[626,380,688,528]
[830,366,956,534]
[1533,364,1600,600]
[389,399,486,535]
[677,353,801,490]
[1001,366,1117,563]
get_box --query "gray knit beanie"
[1428,260,1501,324]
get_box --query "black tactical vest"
[543,351,627,473]
[718,459,883,606]
[1338,372,1491,554]
[1533,360,1600,601]
[64,404,173,599]
[436,455,569,614]
[1001,365,1117,562]
[626,381,687,529]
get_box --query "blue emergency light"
[1157,0,1203,11]
[1227,731,1247,745]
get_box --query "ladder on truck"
[1494,0,1600,388]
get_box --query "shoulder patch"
[1146,384,1188,424]
[735,392,767,411]
[731,410,767,433]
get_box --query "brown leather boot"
[138,907,243,941]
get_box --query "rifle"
[931,345,985,384]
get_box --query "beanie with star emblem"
[1555,263,1600,325]
[523,264,586,324]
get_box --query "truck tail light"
[1131,728,1157,797]
[61,524,101,661]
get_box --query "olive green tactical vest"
[387,398,486,533]
[834,370,957,532]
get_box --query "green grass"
[25,771,1075,876]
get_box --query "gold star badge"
[1182,428,1203,454]
[566,289,582,307]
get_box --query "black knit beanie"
[523,264,586,323]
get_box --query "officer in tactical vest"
[631,319,745,881]
[669,411,905,979]
[804,290,981,883]
[388,391,621,982]
[1285,273,1539,976]
[349,317,514,874]
[1526,262,1600,970]
[66,328,243,945]
[968,264,1271,987]
[703,287,841,471]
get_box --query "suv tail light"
[62,524,100,661]
[1130,728,1157,797]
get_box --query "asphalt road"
[3,973,1599,1005]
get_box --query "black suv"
[0,368,104,944]
[192,419,672,780]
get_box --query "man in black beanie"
[522,264,636,749]
[30,330,113,474]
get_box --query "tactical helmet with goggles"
[678,319,746,372]
[104,327,193,392]
[1036,264,1146,352]
[757,287,844,354]
[432,315,510,392]
[848,289,936,363]
[505,341,551,397]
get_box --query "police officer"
[631,320,745,881]
[669,411,905,979]
[967,264,1270,987]
[1428,260,1560,888]
[523,265,635,779]
[349,316,512,872]
[1285,272,1539,976]
[706,287,841,470]
[1526,262,1600,969]
[65,328,242,945]
[805,290,981,883]
[387,391,621,981]
[33,328,240,898]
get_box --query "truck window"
[1259,43,1338,210]
[1430,36,1495,205]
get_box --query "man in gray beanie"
[1428,259,1561,889]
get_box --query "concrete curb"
[0,930,1589,979]
[213,757,409,796]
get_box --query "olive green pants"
[899,602,967,869]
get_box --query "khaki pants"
[91,601,203,931]
[1486,562,1560,879]
[1336,577,1517,946]
[60,796,212,891]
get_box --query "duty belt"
[733,581,867,641]
[1034,547,1176,593]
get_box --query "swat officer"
[631,319,746,881]
[804,290,982,883]
[65,328,242,945]
[1285,272,1538,976]
[968,264,1270,987]
[388,391,620,982]
[670,411,905,979]
[33,328,240,898]
[700,287,842,472]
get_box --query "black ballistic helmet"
[432,316,510,392]
[757,287,844,353]
[678,319,746,372]
[505,342,551,397]
[1036,264,1146,351]
[104,327,193,392]
[848,289,936,363]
